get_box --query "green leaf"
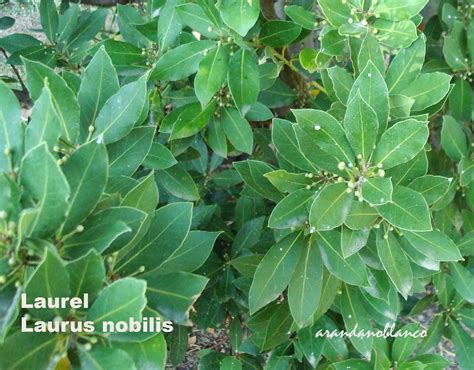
[284,5,317,30]
[170,101,215,140]
[318,0,351,26]
[0,16,14,30]
[375,186,431,231]
[348,61,389,133]
[113,333,166,370]
[62,141,108,234]
[39,0,58,42]
[386,36,425,94]
[57,5,79,45]
[152,231,220,275]
[157,0,182,51]
[373,119,428,169]
[234,160,283,203]
[373,19,418,49]
[143,142,177,170]
[264,170,313,193]
[146,272,208,325]
[228,49,259,114]
[318,230,367,286]
[246,102,273,121]
[108,126,154,177]
[80,347,136,370]
[344,91,379,160]
[19,143,70,238]
[443,35,468,70]
[376,230,412,298]
[232,217,265,256]
[272,118,316,172]
[176,3,220,39]
[449,78,472,121]
[66,250,105,301]
[65,8,107,50]
[151,40,215,81]
[122,172,159,216]
[24,58,80,144]
[0,332,57,370]
[220,0,260,37]
[269,189,313,229]
[408,175,451,205]
[341,284,373,359]
[259,20,301,47]
[391,323,423,362]
[327,66,354,104]
[78,47,119,140]
[288,239,323,327]
[88,278,146,333]
[249,232,304,314]
[220,356,242,370]
[400,72,452,111]
[450,263,474,303]
[309,183,352,231]
[63,207,145,258]
[389,95,415,118]
[321,30,347,57]
[293,109,355,165]
[24,84,61,151]
[222,107,253,154]
[0,81,23,172]
[341,227,369,258]
[92,74,148,144]
[404,230,461,261]
[156,164,199,201]
[374,0,429,20]
[417,314,444,354]
[118,202,191,274]
[230,254,264,278]
[358,33,384,73]
[24,247,71,320]
[194,44,228,106]
[459,158,474,187]
[207,117,228,158]
[448,318,474,370]
[440,115,468,161]
[0,286,20,344]
[387,150,428,186]
[361,177,393,206]
[258,79,296,108]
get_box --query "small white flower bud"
[378,169,385,177]
[76,225,84,233]
[338,162,346,170]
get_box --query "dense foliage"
[0,0,473,368]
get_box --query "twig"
[0,47,28,93]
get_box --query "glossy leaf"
[309,183,352,231]
[249,232,304,314]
